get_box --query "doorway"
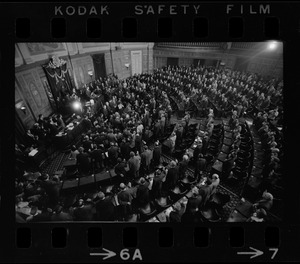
[167,57,179,66]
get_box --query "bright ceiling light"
[73,101,81,110]
[268,41,278,51]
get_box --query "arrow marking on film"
[237,247,264,259]
[90,248,117,260]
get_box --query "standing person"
[69,145,80,160]
[114,158,128,184]
[169,132,177,156]
[193,140,203,165]
[210,174,220,196]
[38,174,61,208]
[94,191,115,221]
[108,142,119,168]
[183,112,191,135]
[152,141,162,167]
[134,132,142,154]
[154,121,161,140]
[73,199,95,221]
[56,114,66,129]
[76,147,91,175]
[178,155,189,180]
[163,161,179,192]
[160,114,166,136]
[37,114,45,127]
[175,124,184,148]
[128,151,141,180]
[141,145,153,175]
[167,106,173,127]
[194,154,207,181]
[90,144,104,172]
[198,178,214,207]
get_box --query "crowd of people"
[15,65,283,222]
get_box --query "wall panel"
[15,69,52,123]
[71,56,94,87]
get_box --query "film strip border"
[0,2,298,40]
[15,224,296,262]
[1,1,300,263]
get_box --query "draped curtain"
[92,53,106,80]
[42,58,73,109]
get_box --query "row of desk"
[243,124,265,201]
[60,158,130,192]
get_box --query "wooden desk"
[235,200,253,218]
[63,159,77,167]
[227,209,247,222]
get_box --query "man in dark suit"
[94,192,115,221]
[73,199,95,221]
[128,151,141,179]
[152,141,162,167]
[178,155,189,180]
[201,135,209,155]
[38,174,61,208]
[134,132,142,153]
[193,142,203,165]
[136,178,150,208]
[51,205,73,221]
[175,124,184,147]
[151,167,166,200]
[115,158,128,184]
[194,154,207,180]
[76,147,91,175]
[154,121,161,140]
[143,126,152,143]
[82,136,93,152]
[90,144,104,172]
[108,142,119,167]
[141,145,153,175]
[163,161,179,191]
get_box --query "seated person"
[253,191,273,212]
[246,208,267,222]
[69,145,79,159]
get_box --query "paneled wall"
[246,56,283,78]
[178,57,193,67]
[153,46,283,78]
[153,48,224,68]
[15,70,53,131]
[71,55,94,87]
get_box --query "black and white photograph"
[15,42,284,223]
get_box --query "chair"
[138,202,157,221]
[200,202,221,222]
[155,196,172,208]
[169,184,187,201]
[65,167,79,180]
[212,193,231,206]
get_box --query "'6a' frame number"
[120,249,143,261]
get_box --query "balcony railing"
[155,42,224,49]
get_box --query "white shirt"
[137,124,144,134]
